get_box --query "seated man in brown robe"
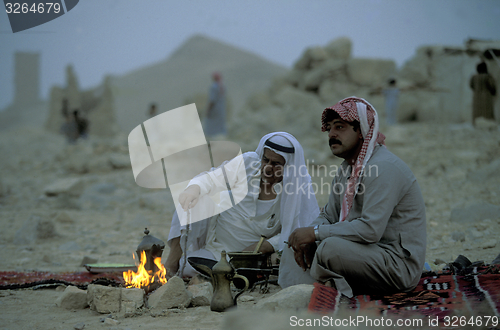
[283,96,426,298]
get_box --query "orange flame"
[123,251,167,288]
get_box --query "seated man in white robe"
[164,132,319,280]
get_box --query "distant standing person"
[203,72,227,139]
[73,110,89,140]
[148,103,158,118]
[382,78,399,125]
[470,62,497,125]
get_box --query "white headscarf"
[255,132,319,251]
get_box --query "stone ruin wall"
[228,37,397,163]
[398,45,499,123]
[43,38,499,146]
[228,37,499,162]
[45,65,118,137]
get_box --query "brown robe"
[470,73,497,122]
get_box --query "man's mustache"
[329,138,342,146]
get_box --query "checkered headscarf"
[321,96,386,222]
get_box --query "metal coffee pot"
[192,250,249,312]
[136,228,165,274]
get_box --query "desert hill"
[111,34,288,132]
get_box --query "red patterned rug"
[309,266,500,328]
[0,271,124,290]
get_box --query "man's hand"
[178,185,201,211]
[287,227,317,271]
[287,227,316,250]
[293,242,317,271]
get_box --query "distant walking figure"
[383,78,399,125]
[203,72,227,139]
[73,110,89,140]
[470,62,497,125]
[148,103,158,118]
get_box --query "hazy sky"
[1,0,500,110]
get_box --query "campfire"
[123,250,167,292]
[123,228,167,293]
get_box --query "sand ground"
[0,122,499,330]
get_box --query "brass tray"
[84,263,137,273]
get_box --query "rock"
[187,282,213,307]
[451,231,465,242]
[237,295,255,302]
[324,37,352,60]
[301,67,327,91]
[475,117,498,131]
[73,323,85,330]
[79,256,98,267]
[293,46,328,70]
[44,178,84,197]
[434,258,447,265]
[187,274,209,286]
[54,211,74,223]
[347,58,396,87]
[87,284,121,313]
[284,69,305,87]
[300,59,345,92]
[147,276,191,311]
[55,286,88,310]
[36,218,58,239]
[450,202,500,223]
[318,80,359,105]
[398,89,442,122]
[121,287,145,316]
[399,46,432,86]
[104,318,119,326]
[481,239,497,249]
[474,220,491,231]
[253,284,314,311]
[470,229,483,239]
[109,153,131,169]
[99,315,112,322]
